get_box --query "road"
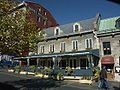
[0,69,120,90]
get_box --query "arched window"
[54,27,60,36]
[116,18,120,28]
[73,23,81,32]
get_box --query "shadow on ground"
[4,78,65,90]
[0,82,17,90]
[113,86,120,90]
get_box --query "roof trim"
[14,49,99,59]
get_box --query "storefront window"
[103,42,111,55]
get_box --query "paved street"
[0,68,120,90]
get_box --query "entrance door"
[102,64,114,79]
[61,60,66,69]
[80,58,88,69]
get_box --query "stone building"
[24,14,101,69]
[97,16,120,82]
[14,14,120,81]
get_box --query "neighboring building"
[13,1,58,56]
[16,1,58,29]
[97,16,120,82]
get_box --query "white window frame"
[54,27,60,36]
[38,17,41,22]
[60,42,66,51]
[73,23,81,32]
[40,45,44,53]
[72,40,78,50]
[49,44,55,53]
[85,38,93,49]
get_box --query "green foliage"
[92,66,100,81]
[57,72,64,78]
[28,65,37,72]
[43,67,52,75]
[0,0,44,56]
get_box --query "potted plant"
[56,72,64,81]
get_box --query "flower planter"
[8,69,14,72]
[20,71,27,74]
[79,80,93,85]
[43,75,49,78]
[35,74,43,77]
[64,76,81,80]
[27,72,35,75]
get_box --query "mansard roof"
[43,15,100,39]
[98,16,120,34]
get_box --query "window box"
[86,48,92,50]
[40,52,44,54]
[60,50,65,53]
[49,51,54,53]
[72,49,78,51]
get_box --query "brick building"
[16,1,58,30]
[14,1,59,56]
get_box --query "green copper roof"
[98,16,120,34]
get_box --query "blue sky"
[19,0,120,25]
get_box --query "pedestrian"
[98,66,110,90]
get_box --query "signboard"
[115,66,120,73]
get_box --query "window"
[49,44,55,53]
[72,40,78,50]
[40,45,44,54]
[73,23,81,32]
[103,42,111,55]
[38,8,41,12]
[37,8,41,15]
[116,18,120,28]
[85,39,93,49]
[43,20,46,25]
[54,27,60,36]
[37,16,41,22]
[60,42,65,52]
[44,11,47,15]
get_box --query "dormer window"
[116,18,120,28]
[54,27,60,36]
[73,23,81,32]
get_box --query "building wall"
[99,35,120,82]
[26,2,58,29]
[38,33,98,54]
[99,35,120,65]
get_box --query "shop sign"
[101,57,114,64]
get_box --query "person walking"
[98,66,110,90]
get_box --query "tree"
[0,0,44,56]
